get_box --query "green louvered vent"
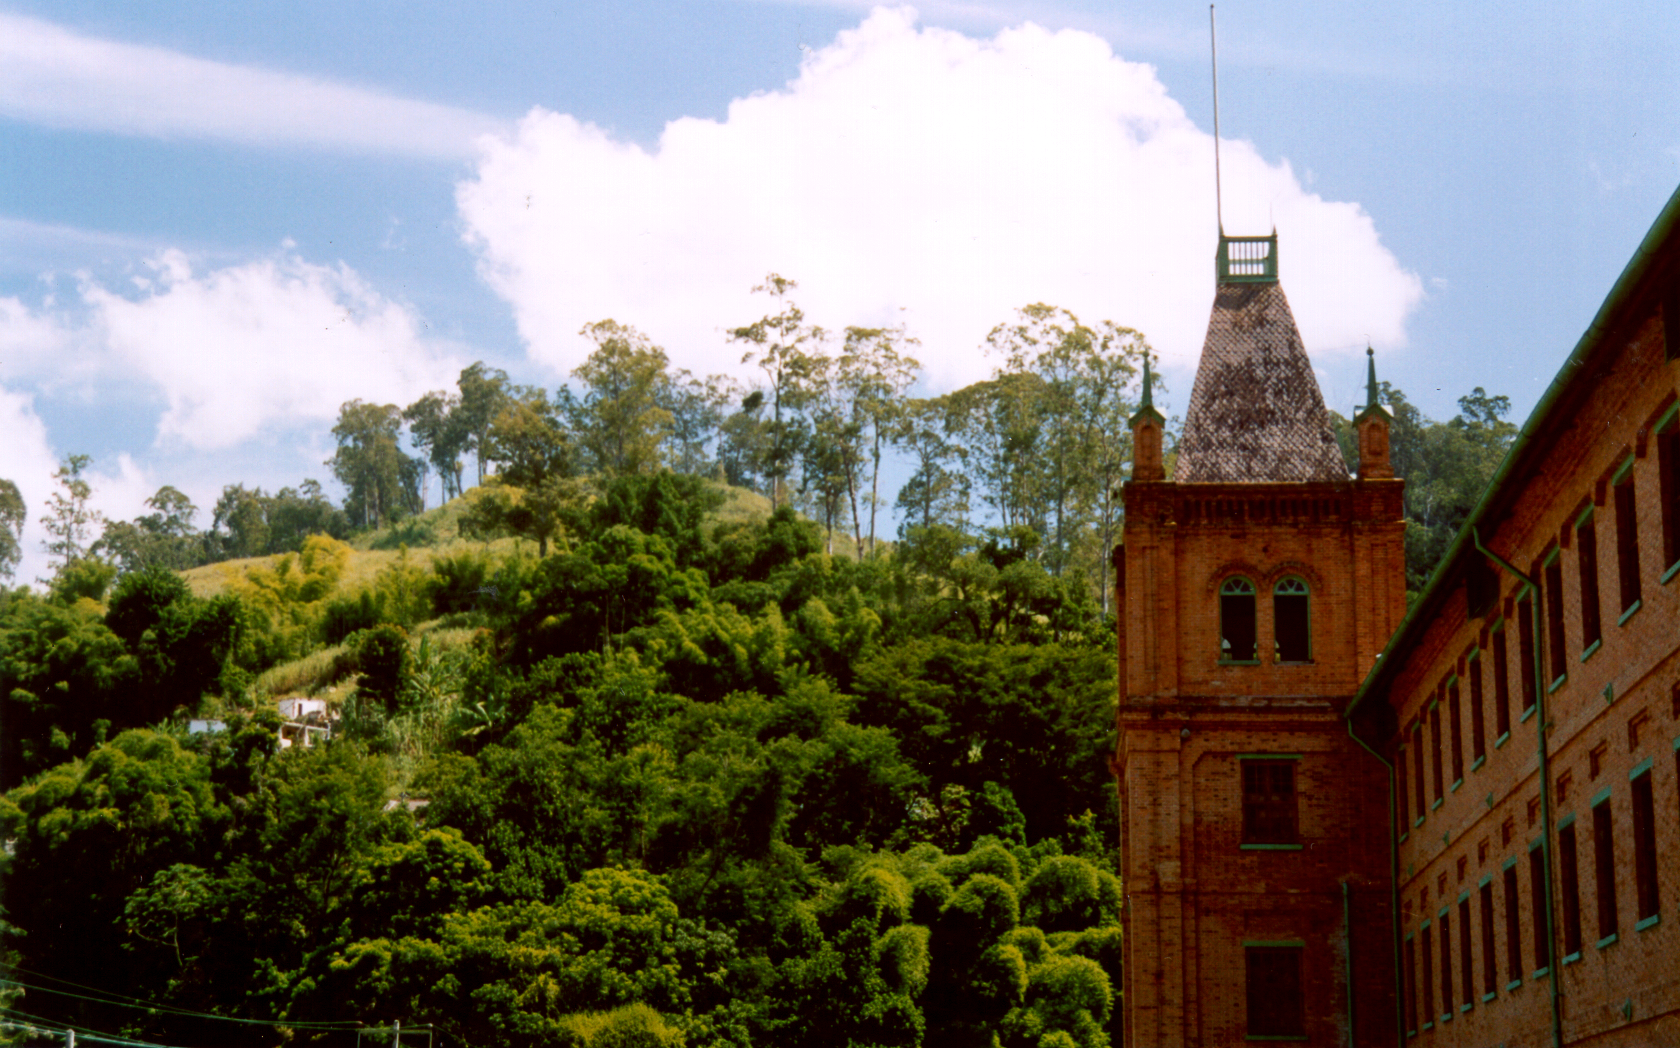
[1217,233,1279,283]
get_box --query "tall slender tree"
[838,325,921,558]
[729,274,826,510]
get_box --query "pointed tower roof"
[1173,234,1349,483]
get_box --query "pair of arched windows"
[1219,576,1311,663]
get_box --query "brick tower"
[1113,233,1406,1045]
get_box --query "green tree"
[571,320,675,476]
[39,454,104,578]
[404,389,464,503]
[729,274,827,509]
[95,485,203,573]
[839,325,922,558]
[457,361,515,486]
[0,478,27,582]
[893,398,970,535]
[329,400,414,529]
[471,392,581,558]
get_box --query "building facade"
[1115,183,1680,1046]
[1347,186,1680,1046]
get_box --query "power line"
[0,968,361,1030]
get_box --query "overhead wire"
[0,966,362,1030]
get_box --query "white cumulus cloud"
[0,12,504,159]
[78,248,464,450]
[458,6,1422,393]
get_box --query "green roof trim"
[1347,179,1680,725]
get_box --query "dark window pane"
[1592,803,1618,940]
[1632,773,1661,921]
[1439,911,1454,1015]
[1492,628,1511,736]
[1480,882,1497,995]
[1615,477,1641,611]
[1544,558,1568,681]
[1460,897,1474,1006]
[1469,657,1486,761]
[1559,825,1582,956]
[1245,946,1305,1038]
[1517,597,1538,712]
[1222,579,1257,661]
[1243,760,1297,844]
[1448,680,1464,783]
[1504,865,1523,983]
[1430,704,1445,801]
[1577,516,1602,648]
[1529,848,1550,970]
[1273,578,1310,662]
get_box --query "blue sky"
[2,1,1678,582]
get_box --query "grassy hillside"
[182,476,777,601]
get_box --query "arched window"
[1274,576,1311,662]
[1220,577,1258,662]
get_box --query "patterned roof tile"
[1174,281,1349,483]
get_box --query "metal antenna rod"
[1210,4,1223,233]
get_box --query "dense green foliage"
[1,472,1123,1048]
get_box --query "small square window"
[1556,772,1572,805]
[1588,743,1607,781]
[1437,871,1449,898]
[1527,796,1541,828]
[1501,818,1514,847]
[1456,856,1468,883]
[1245,946,1305,1038]
[1477,838,1489,866]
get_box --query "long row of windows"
[1220,575,1311,663]
[1396,609,1537,832]
[1402,759,1672,1037]
[1541,410,1680,688]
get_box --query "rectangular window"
[1469,655,1486,762]
[1502,865,1522,985]
[1492,627,1512,736]
[1438,910,1454,1015]
[1614,473,1641,613]
[1414,728,1427,818]
[1544,553,1568,682]
[1421,924,1435,1021]
[1660,421,1680,570]
[1518,594,1539,711]
[1480,882,1497,995]
[1242,760,1298,844]
[1245,945,1305,1038]
[1593,799,1618,940]
[1459,896,1474,1005]
[1430,703,1445,802]
[1559,823,1583,956]
[1448,679,1464,783]
[1404,935,1418,1034]
[1397,745,1410,831]
[1577,512,1603,650]
[1529,847,1549,970]
[1632,770,1660,922]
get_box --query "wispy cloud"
[0,12,507,159]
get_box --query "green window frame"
[1272,576,1311,663]
[1221,576,1259,664]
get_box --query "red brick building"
[1113,232,1407,1046]
[1115,184,1680,1047]
[1346,183,1680,1047]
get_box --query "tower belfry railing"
[1217,233,1278,283]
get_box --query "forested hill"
[0,298,1515,1048]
